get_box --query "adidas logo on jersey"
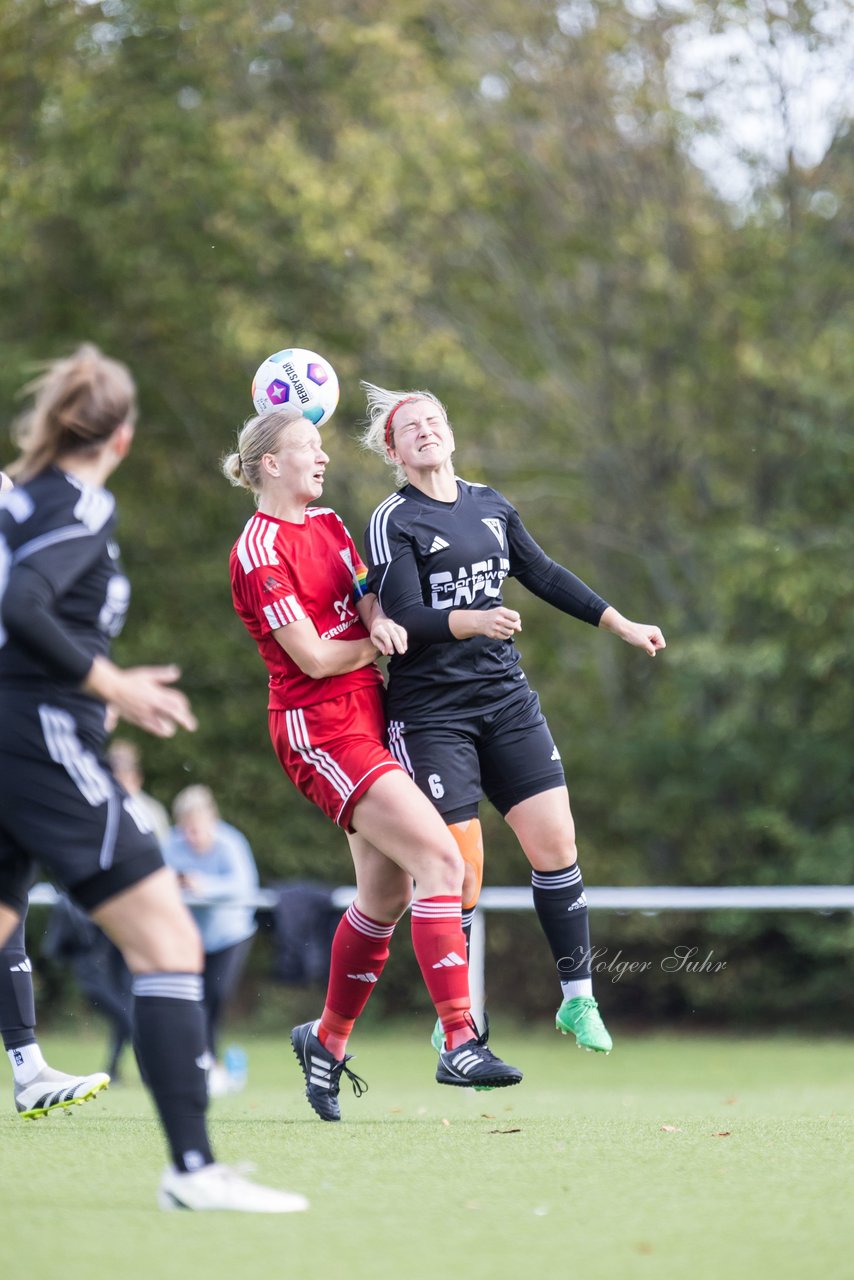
[432,951,466,969]
[428,536,450,554]
[347,972,378,983]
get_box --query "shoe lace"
[329,1056,368,1099]
[460,1012,499,1062]
[573,997,600,1025]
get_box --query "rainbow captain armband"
[353,563,369,601]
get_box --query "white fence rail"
[333,884,854,1018]
[28,882,854,1023]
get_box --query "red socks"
[410,896,472,1049]
[317,897,474,1057]
[318,904,395,1059]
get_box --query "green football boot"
[555,996,613,1054]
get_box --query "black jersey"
[0,466,129,732]
[365,479,608,722]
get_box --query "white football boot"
[15,1066,110,1118]
[158,1163,309,1214]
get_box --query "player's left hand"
[370,617,408,656]
[599,607,666,656]
[623,622,666,656]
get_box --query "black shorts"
[386,683,566,820]
[0,693,164,915]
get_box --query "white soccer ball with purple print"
[251,348,340,426]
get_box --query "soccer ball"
[251,347,339,425]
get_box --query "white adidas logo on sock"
[347,972,378,983]
[432,951,466,969]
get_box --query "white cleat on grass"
[15,1067,110,1119]
[158,1163,309,1214]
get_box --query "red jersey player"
[223,405,522,1118]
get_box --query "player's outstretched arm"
[84,656,198,737]
[598,606,666,656]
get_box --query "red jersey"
[230,506,383,711]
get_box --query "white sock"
[8,1043,47,1085]
[560,978,593,1001]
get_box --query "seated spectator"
[162,786,259,1096]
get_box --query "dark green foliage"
[2,0,850,1022]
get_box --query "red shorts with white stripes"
[268,686,404,830]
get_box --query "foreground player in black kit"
[0,464,111,1118]
[361,384,666,1056]
[0,347,306,1213]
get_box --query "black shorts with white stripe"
[386,681,566,819]
[0,692,163,914]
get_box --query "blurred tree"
[0,0,850,1023]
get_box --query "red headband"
[385,397,420,449]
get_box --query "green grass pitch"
[1,1026,852,1280]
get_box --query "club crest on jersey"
[481,518,505,549]
[339,547,357,579]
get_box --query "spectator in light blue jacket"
[163,786,259,1095]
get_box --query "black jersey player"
[361,384,666,1056]
[0,348,306,1213]
[0,468,111,1115]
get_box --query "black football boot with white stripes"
[290,1020,368,1121]
[435,1016,523,1089]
